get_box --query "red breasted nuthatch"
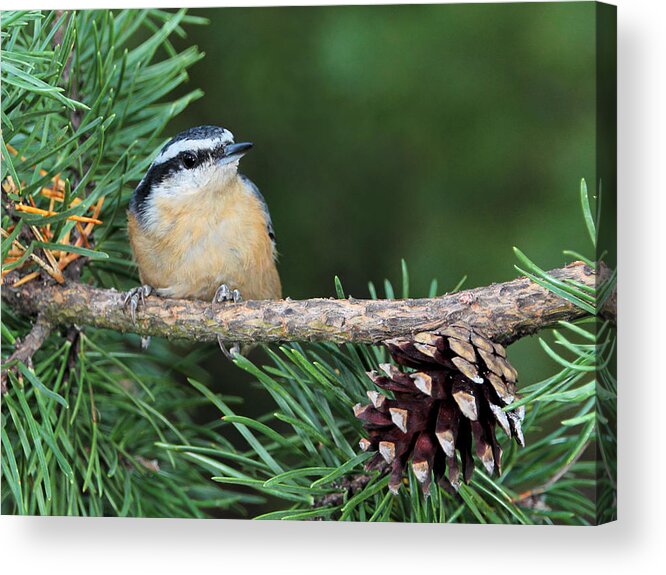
[125,125,281,349]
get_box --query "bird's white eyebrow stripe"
[153,131,234,165]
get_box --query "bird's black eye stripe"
[179,147,224,169]
[181,152,198,169]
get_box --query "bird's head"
[129,125,253,225]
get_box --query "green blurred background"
[166,2,597,386]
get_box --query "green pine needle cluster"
[1,10,616,523]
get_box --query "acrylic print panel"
[1,2,616,524]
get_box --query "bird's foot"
[212,284,242,304]
[218,340,241,360]
[123,284,154,324]
[212,284,242,359]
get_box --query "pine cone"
[354,323,525,495]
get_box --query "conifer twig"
[2,261,614,348]
[511,441,589,506]
[312,461,390,510]
[1,314,52,393]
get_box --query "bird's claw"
[217,337,241,360]
[213,284,242,304]
[123,284,153,323]
[212,285,242,359]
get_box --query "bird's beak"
[223,142,253,159]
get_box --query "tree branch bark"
[1,261,613,347]
[1,314,52,393]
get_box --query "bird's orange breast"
[128,176,281,301]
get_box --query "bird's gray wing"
[239,174,276,244]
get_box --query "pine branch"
[0,314,51,393]
[511,439,590,505]
[312,461,390,510]
[2,261,613,348]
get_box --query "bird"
[125,125,281,354]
